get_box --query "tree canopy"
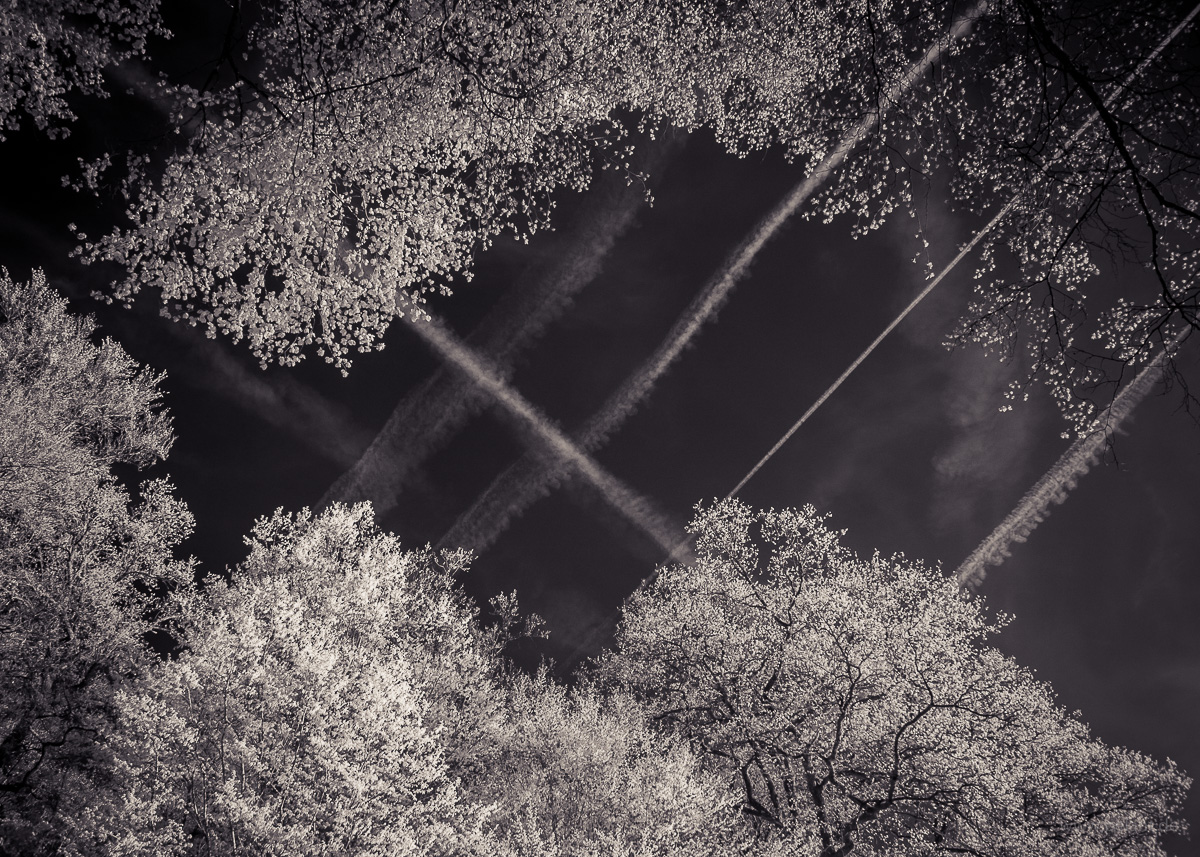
[0,0,165,140]
[0,269,193,855]
[67,504,496,856]
[65,503,741,857]
[596,500,1191,856]
[73,0,865,370]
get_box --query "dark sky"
[2,10,1198,851]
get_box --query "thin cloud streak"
[0,232,371,468]
[955,332,1188,588]
[439,4,985,554]
[409,316,694,564]
[105,60,176,120]
[438,448,551,554]
[725,0,1200,498]
[725,198,1017,499]
[319,140,677,515]
[181,333,374,468]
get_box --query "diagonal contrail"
[182,331,373,468]
[439,2,988,555]
[408,315,695,564]
[954,331,1189,588]
[724,0,1200,499]
[551,1,1200,674]
[12,243,371,469]
[318,139,678,516]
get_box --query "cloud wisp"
[439,5,985,554]
[954,332,1188,588]
[319,140,677,515]
[2,233,372,469]
[180,333,374,468]
[723,0,1200,499]
[409,315,695,564]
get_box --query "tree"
[69,0,1198,428]
[64,503,499,856]
[76,0,671,370]
[0,269,193,855]
[0,0,165,140]
[66,502,741,856]
[594,499,1191,856]
[74,0,959,371]
[928,0,1200,431]
[465,669,743,857]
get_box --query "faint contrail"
[439,4,987,554]
[9,242,371,468]
[185,335,373,468]
[549,4,1200,676]
[319,138,678,515]
[438,446,555,554]
[105,60,176,121]
[955,331,1188,588]
[724,0,1200,499]
[409,316,695,564]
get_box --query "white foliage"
[598,499,1191,856]
[0,269,193,855]
[65,504,498,857]
[469,669,744,857]
[0,0,165,139]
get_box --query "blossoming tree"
[595,499,1191,856]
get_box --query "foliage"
[60,502,744,856]
[595,499,1191,856]
[77,0,664,370]
[0,269,193,855]
[63,503,500,856]
[0,0,165,140]
[467,669,744,857]
[76,0,961,371]
[65,0,1199,426]
[935,0,1200,432]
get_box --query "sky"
[2,13,1199,851]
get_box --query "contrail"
[318,137,678,515]
[724,0,1200,499]
[105,60,176,121]
[4,237,371,468]
[183,335,373,468]
[439,3,987,554]
[576,0,987,451]
[724,200,1016,499]
[408,315,695,564]
[954,331,1188,588]
[548,2,1200,675]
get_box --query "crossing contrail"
[408,315,695,564]
[439,3,988,554]
[551,0,1200,674]
[318,139,678,515]
[955,332,1188,588]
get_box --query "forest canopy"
[4,0,1190,429]
[2,0,1198,852]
